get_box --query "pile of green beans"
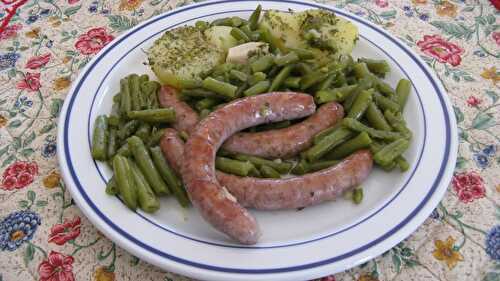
[92,74,190,212]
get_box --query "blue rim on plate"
[60,0,452,274]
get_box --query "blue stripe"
[62,0,452,274]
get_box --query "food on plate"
[160,127,373,211]
[90,6,414,244]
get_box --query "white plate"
[57,1,458,280]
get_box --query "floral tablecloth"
[0,0,498,280]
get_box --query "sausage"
[158,86,199,134]
[158,86,343,158]
[182,92,316,244]
[218,150,373,210]
[222,102,345,158]
[161,131,373,211]
[159,128,185,173]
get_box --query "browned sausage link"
[222,102,345,158]
[158,86,200,134]
[159,87,342,158]
[161,130,373,211]
[182,93,316,244]
[218,150,373,210]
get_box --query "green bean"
[308,160,340,172]
[107,115,120,127]
[249,166,262,177]
[395,156,410,172]
[352,187,363,204]
[202,77,237,99]
[255,120,291,131]
[229,69,248,83]
[352,62,371,79]
[294,62,313,75]
[244,80,270,96]
[395,79,411,110]
[249,72,267,85]
[195,20,210,30]
[267,65,280,77]
[365,102,392,131]
[343,78,373,111]
[200,109,211,119]
[113,93,121,104]
[342,118,403,141]
[251,55,274,73]
[128,136,169,195]
[135,123,151,142]
[333,72,346,87]
[373,139,410,166]
[373,92,400,112]
[314,85,357,104]
[260,165,281,178]
[147,128,165,147]
[127,108,176,123]
[139,74,149,83]
[292,159,309,175]
[249,4,262,30]
[215,157,254,177]
[128,74,142,111]
[317,72,337,91]
[240,24,253,37]
[118,120,140,140]
[325,131,372,160]
[300,71,329,90]
[384,110,412,139]
[347,89,373,119]
[113,155,137,210]
[116,142,131,157]
[141,80,160,96]
[230,27,250,42]
[180,88,220,100]
[287,47,315,60]
[92,116,108,161]
[380,161,397,171]
[250,31,261,41]
[107,128,118,158]
[376,80,396,97]
[346,76,358,85]
[150,147,190,207]
[233,154,292,174]
[179,131,189,142]
[195,98,219,112]
[284,77,301,88]
[359,58,390,76]
[212,16,243,27]
[313,125,340,144]
[129,160,160,213]
[120,78,132,116]
[259,26,286,52]
[274,52,300,66]
[303,127,354,162]
[105,176,118,196]
[269,65,293,91]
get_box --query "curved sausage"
[160,131,373,211]
[222,102,345,158]
[159,86,343,158]
[182,93,316,244]
[218,150,373,210]
[158,86,199,134]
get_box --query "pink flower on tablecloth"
[417,35,464,66]
[68,0,80,4]
[16,72,41,91]
[452,171,486,203]
[375,0,388,8]
[466,96,481,107]
[75,27,114,55]
[48,217,81,245]
[492,32,500,46]
[319,276,336,281]
[38,251,75,281]
[1,161,38,190]
[0,24,22,41]
[25,53,51,69]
